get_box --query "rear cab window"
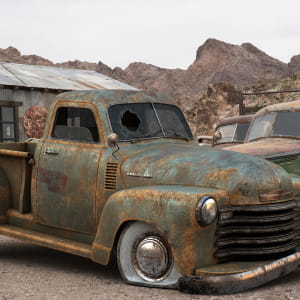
[52,107,99,143]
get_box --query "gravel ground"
[0,236,299,300]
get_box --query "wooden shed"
[0,62,137,141]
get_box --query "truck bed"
[0,142,36,213]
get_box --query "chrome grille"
[215,201,297,262]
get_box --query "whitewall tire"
[117,222,181,288]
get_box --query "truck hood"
[225,138,300,158]
[121,144,292,205]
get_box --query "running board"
[0,224,92,258]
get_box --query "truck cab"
[213,114,253,148]
[0,90,299,294]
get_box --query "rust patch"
[207,168,237,185]
[38,167,68,193]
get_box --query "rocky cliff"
[1,39,299,135]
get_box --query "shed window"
[52,107,99,143]
[0,106,17,142]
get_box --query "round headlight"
[196,196,218,226]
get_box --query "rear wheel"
[117,222,181,288]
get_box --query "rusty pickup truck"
[0,90,299,295]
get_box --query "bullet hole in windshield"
[122,111,140,132]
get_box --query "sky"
[1,0,300,69]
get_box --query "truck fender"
[91,185,228,275]
[0,168,11,223]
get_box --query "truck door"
[36,104,102,234]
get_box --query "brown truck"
[0,89,299,294]
[227,100,300,177]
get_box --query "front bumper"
[178,251,300,295]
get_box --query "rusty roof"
[53,89,175,107]
[255,100,300,117]
[0,62,138,91]
[216,114,254,127]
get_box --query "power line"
[243,89,300,96]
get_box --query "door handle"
[45,148,59,155]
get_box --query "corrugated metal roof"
[0,62,138,91]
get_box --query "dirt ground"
[0,236,299,300]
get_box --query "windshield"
[248,111,300,141]
[215,124,236,144]
[248,113,275,141]
[215,122,249,144]
[108,103,193,141]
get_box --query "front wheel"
[117,222,181,288]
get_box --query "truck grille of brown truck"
[295,197,300,246]
[215,200,298,262]
[267,154,300,165]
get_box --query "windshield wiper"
[164,128,189,140]
[133,129,164,140]
[131,128,189,142]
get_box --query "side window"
[52,107,99,143]
[0,106,17,142]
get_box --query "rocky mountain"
[288,54,300,73]
[0,46,53,66]
[187,40,288,89]
[1,39,299,135]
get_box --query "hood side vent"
[105,162,119,190]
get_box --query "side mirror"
[213,130,222,145]
[107,133,119,147]
[107,133,120,160]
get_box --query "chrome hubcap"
[133,235,170,282]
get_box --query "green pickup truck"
[0,90,299,294]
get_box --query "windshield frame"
[107,102,194,142]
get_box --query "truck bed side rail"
[0,149,32,159]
